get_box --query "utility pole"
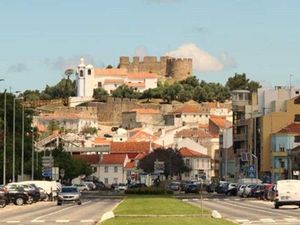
[21,101,24,181]
[31,130,35,180]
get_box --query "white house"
[179,147,211,181]
[99,154,130,185]
[76,58,158,97]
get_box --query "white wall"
[182,157,211,181]
[99,165,125,185]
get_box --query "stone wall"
[119,56,192,81]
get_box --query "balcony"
[272,151,288,157]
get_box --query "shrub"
[125,187,173,195]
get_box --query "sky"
[1,0,300,92]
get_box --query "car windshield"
[61,187,78,193]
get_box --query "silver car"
[57,186,81,205]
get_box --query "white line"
[284,218,300,222]
[80,220,95,223]
[31,220,45,223]
[33,201,91,221]
[56,220,70,223]
[6,222,20,224]
[260,218,275,223]
[236,219,250,223]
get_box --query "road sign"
[154,160,165,174]
[42,156,54,167]
[248,165,256,178]
[42,167,52,177]
[52,167,59,181]
[60,169,65,178]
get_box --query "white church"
[76,58,158,97]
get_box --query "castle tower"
[77,58,86,97]
[166,58,192,81]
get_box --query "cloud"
[219,52,237,69]
[166,43,224,72]
[134,45,148,59]
[7,63,28,73]
[44,55,96,70]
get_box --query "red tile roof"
[94,137,111,145]
[127,72,158,79]
[134,153,147,160]
[179,147,210,158]
[111,141,151,154]
[210,116,232,129]
[100,154,127,164]
[175,128,217,138]
[124,161,136,169]
[94,68,127,76]
[128,130,158,142]
[174,103,203,114]
[277,123,300,134]
[72,154,100,164]
[104,79,124,84]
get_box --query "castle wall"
[119,56,192,81]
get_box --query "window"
[114,166,118,173]
[296,91,299,95]
[104,166,108,173]
[295,114,300,122]
[80,70,84,77]
[186,159,190,167]
[184,172,190,177]
[295,136,300,142]
[114,84,118,87]
[279,147,285,152]
[88,69,91,75]
[98,82,102,88]
[113,178,118,184]
[104,178,108,184]
[202,159,204,168]
[194,114,196,117]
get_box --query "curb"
[99,199,125,224]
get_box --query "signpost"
[248,165,256,178]
[42,156,54,178]
[42,167,52,177]
[154,160,165,174]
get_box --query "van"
[274,180,300,209]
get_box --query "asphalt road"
[0,197,120,225]
[187,195,300,224]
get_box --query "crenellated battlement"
[118,56,192,81]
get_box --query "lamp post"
[12,91,21,182]
[21,99,25,181]
[31,128,35,180]
[0,79,6,185]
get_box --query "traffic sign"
[42,156,54,167]
[248,165,256,178]
[42,167,52,177]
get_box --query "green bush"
[125,187,173,195]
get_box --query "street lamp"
[12,91,22,182]
[21,98,25,181]
[0,79,6,185]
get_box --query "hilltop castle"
[118,56,192,81]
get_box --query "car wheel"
[57,202,62,206]
[275,203,279,209]
[15,197,24,206]
[44,195,49,201]
[0,200,6,208]
[27,197,33,204]
[77,201,82,205]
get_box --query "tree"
[226,73,261,92]
[161,83,182,103]
[22,90,41,101]
[47,120,60,133]
[81,126,98,135]
[138,148,189,179]
[140,88,154,103]
[93,88,109,102]
[111,85,141,99]
[52,146,93,181]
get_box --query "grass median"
[100,196,235,225]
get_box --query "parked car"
[237,184,246,197]
[57,186,81,206]
[243,184,257,197]
[225,183,238,196]
[94,181,106,190]
[21,184,41,203]
[166,182,181,191]
[5,184,29,206]
[216,182,229,194]
[185,184,200,194]
[73,183,89,192]
[38,187,48,201]
[83,182,96,190]
[267,184,276,201]
[0,185,9,208]
[274,180,300,209]
[115,183,128,191]
[251,184,265,199]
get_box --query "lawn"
[100,196,235,225]
[114,196,208,215]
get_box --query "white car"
[115,183,128,191]
[243,184,256,197]
[73,184,89,192]
[275,180,300,209]
[237,184,246,197]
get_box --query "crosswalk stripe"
[31,220,45,223]
[56,220,70,223]
[284,218,300,222]
[260,218,275,223]
[236,219,250,223]
[80,220,95,223]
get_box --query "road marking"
[56,220,70,223]
[6,222,20,224]
[192,198,199,201]
[31,220,45,223]
[80,220,95,223]
[33,201,91,221]
[260,218,275,223]
[284,218,300,222]
[182,199,188,202]
[236,219,250,223]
